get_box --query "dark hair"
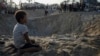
[14,10,27,23]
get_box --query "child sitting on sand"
[13,10,42,55]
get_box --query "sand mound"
[82,17,100,36]
[0,35,100,56]
[0,12,100,36]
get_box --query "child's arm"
[24,32,31,43]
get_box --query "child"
[13,10,42,55]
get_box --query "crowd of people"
[0,1,18,14]
[0,1,98,15]
[60,2,86,12]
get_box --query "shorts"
[20,43,40,49]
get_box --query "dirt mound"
[82,18,100,36]
[0,14,16,35]
[26,10,45,19]
[0,12,100,36]
[0,35,100,56]
[28,12,83,36]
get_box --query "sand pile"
[0,35,100,56]
[0,14,16,35]
[0,12,100,36]
[82,16,100,36]
[28,12,100,36]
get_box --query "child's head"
[14,10,27,24]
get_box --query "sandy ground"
[0,34,100,56]
[0,10,100,56]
